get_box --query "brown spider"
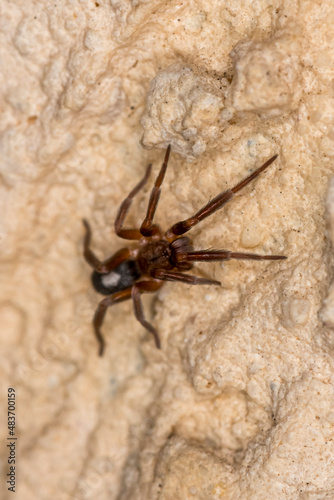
[83,146,286,355]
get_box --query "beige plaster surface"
[1,1,334,499]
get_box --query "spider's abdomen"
[91,260,141,296]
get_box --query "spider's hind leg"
[83,219,104,270]
[83,219,131,273]
[132,280,164,348]
[93,287,133,356]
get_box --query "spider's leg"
[93,287,133,356]
[166,154,278,237]
[99,248,133,272]
[83,220,132,272]
[151,269,221,286]
[115,163,152,240]
[132,280,164,348]
[184,250,287,262]
[83,219,103,269]
[140,145,171,237]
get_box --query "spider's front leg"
[152,269,220,286]
[140,145,171,237]
[166,154,279,237]
[184,250,287,262]
[116,146,171,239]
[114,162,152,240]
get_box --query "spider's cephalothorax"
[83,145,286,356]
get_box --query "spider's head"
[169,236,193,269]
[91,260,141,295]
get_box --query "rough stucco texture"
[1,1,334,499]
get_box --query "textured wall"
[1,1,334,499]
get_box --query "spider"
[83,146,286,356]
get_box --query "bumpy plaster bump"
[141,64,227,159]
[230,35,302,117]
[320,177,334,331]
